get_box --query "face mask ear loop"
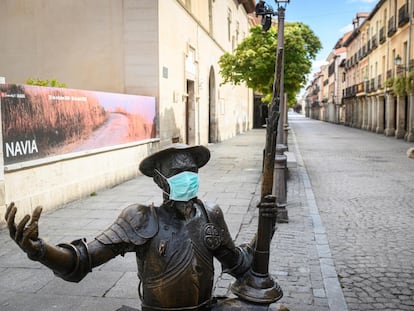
[154,169,171,197]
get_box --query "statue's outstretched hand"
[5,202,45,260]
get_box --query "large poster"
[0,84,157,165]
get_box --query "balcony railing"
[357,82,364,93]
[396,65,406,76]
[377,74,382,89]
[343,85,358,98]
[388,16,397,37]
[371,36,378,49]
[365,80,370,93]
[410,59,414,71]
[370,78,375,92]
[379,27,386,44]
[328,62,335,76]
[398,4,409,27]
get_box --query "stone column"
[376,95,385,134]
[354,100,358,128]
[355,100,358,127]
[350,101,355,127]
[358,97,369,129]
[371,96,377,132]
[359,97,369,129]
[345,101,351,126]
[406,94,414,142]
[355,99,361,128]
[384,93,396,136]
[367,97,373,131]
[395,95,406,139]
[361,97,366,129]
[350,99,355,126]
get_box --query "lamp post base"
[230,269,283,304]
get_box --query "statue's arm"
[213,195,279,278]
[203,203,253,279]
[53,202,158,282]
[5,203,120,282]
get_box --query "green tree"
[219,23,321,106]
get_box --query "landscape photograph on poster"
[0,84,157,165]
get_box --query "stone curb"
[290,125,348,311]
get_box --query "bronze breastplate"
[137,203,214,310]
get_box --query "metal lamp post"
[273,1,289,224]
[231,0,289,305]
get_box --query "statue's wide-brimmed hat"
[139,144,211,177]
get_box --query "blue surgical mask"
[157,170,200,202]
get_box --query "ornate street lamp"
[255,0,289,31]
[231,0,289,304]
[395,54,402,66]
[394,54,408,76]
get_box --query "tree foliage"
[219,22,322,105]
[26,77,67,88]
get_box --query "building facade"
[0,0,255,146]
[305,0,414,143]
[0,0,256,224]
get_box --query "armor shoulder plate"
[203,201,225,226]
[96,203,159,246]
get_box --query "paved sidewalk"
[0,122,346,310]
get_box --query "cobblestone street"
[290,114,414,311]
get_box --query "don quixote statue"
[5,143,282,311]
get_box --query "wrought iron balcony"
[371,36,377,50]
[388,16,397,37]
[379,27,386,44]
[398,4,409,27]
[377,74,382,89]
[357,82,364,93]
[370,78,375,92]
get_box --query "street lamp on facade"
[395,54,402,65]
[395,54,408,75]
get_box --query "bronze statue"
[5,144,256,311]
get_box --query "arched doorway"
[208,67,218,143]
